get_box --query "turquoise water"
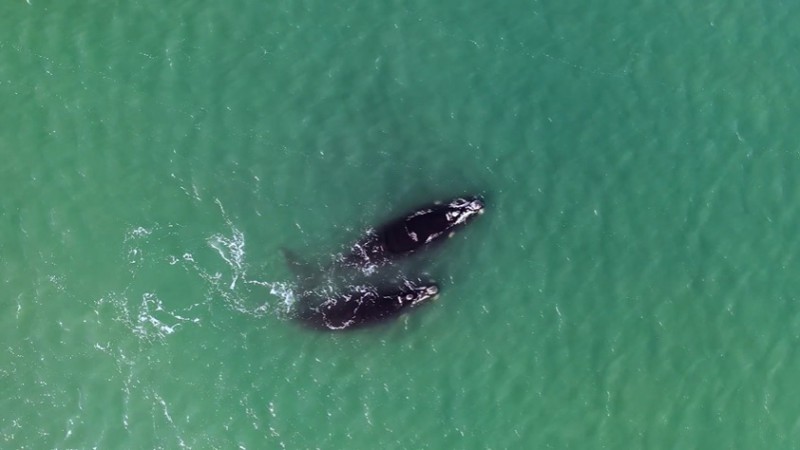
[3,0,800,448]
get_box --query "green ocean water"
[3,0,800,448]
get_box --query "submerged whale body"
[295,283,439,331]
[343,196,485,270]
[281,195,485,331]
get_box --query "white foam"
[245,279,298,317]
[208,199,246,290]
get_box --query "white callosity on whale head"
[447,197,485,225]
[409,285,439,306]
[426,231,442,243]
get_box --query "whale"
[294,282,440,331]
[342,196,485,271]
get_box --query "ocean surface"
[2,0,800,448]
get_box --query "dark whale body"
[343,196,485,270]
[295,283,439,331]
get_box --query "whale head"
[446,196,485,226]
[405,283,440,307]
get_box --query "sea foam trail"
[206,198,298,316]
[209,198,247,290]
[109,203,298,347]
